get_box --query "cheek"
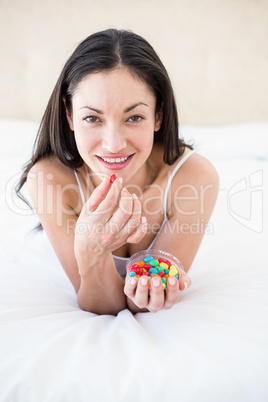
[137,128,154,157]
[73,130,95,157]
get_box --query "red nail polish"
[110,174,117,183]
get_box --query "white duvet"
[0,120,267,402]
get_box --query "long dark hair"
[16,28,191,204]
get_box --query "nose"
[101,123,127,153]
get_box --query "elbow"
[77,294,127,316]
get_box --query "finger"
[132,276,149,309]
[84,174,111,213]
[179,272,191,291]
[163,276,180,309]
[107,188,134,234]
[91,176,123,221]
[117,193,141,237]
[147,276,165,313]
[126,217,147,244]
[124,276,138,299]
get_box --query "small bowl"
[126,249,184,288]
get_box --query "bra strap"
[163,150,195,218]
[74,170,86,205]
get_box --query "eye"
[128,115,143,123]
[84,116,100,123]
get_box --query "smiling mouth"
[98,155,133,164]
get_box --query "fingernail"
[141,216,147,224]
[184,281,188,290]
[141,277,148,286]
[118,177,123,184]
[132,193,138,199]
[152,278,161,287]
[130,278,137,286]
[169,277,177,286]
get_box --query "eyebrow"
[79,102,149,114]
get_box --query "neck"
[125,160,157,196]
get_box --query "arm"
[77,253,126,315]
[124,153,219,313]
[27,160,146,315]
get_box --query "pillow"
[180,122,268,160]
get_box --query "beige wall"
[0,0,267,126]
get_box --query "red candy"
[128,256,181,294]
[110,174,117,183]
[143,264,151,270]
[131,268,140,274]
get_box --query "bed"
[0,119,267,402]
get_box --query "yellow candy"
[159,262,168,269]
[169,265,178,276]
[162,283,166,290]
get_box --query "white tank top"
[74,150,195,277]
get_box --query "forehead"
[72,68,156,106]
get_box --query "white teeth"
[101,156,129,163]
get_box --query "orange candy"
[137,260,145,267]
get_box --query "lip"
[96,153,134,170]
[98,154,132,159]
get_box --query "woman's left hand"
[124,271,191,313]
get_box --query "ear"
[62,96,74,131]
[154,104,163,132]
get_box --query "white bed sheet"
[0,120,268,402]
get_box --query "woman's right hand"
[74,174,147,275]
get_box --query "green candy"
[157,266,165,272]
[149,259,159,267]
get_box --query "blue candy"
[144,256,154,263]
[149,268,158,275]
[129,271,136,277]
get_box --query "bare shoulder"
[147,149,220,271]
[168,150,219,217]
[176,150,219,185]
[27,155,81,213]
[27,155,73,184]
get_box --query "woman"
[17,29,219,315]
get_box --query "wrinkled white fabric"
[0,120,267,402]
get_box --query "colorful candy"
[128,255,180,292]
[110,174,117,183]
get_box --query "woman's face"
[66,67,162,183]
